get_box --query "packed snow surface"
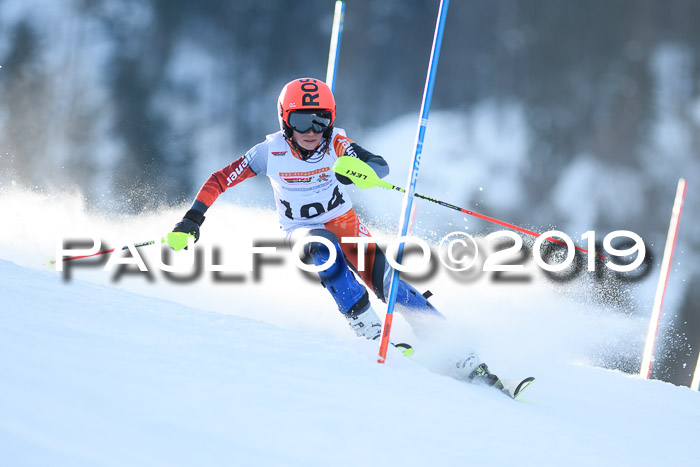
[1,189,698,466]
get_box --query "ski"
[499,376,535,399]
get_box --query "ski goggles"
[288,111,332,134]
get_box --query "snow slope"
[1,189,699,466]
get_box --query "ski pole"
[377,0,450,364]
[333,156,605,258]
[49,239,159,266]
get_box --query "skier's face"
[292,128,323,151]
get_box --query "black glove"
[172,209,205,243]
[335,173,354,185]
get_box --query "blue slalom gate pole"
[326,0,345,92]
[378,0,450,363]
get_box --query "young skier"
[166,78,504,390]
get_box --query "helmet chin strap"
[287,135,330,161]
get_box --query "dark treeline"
[1,0,698,210]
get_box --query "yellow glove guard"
[164,232,194,251]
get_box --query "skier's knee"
[303,228,341,260]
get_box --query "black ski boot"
[468,363,505,391]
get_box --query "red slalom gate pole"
[640,178,687,379]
